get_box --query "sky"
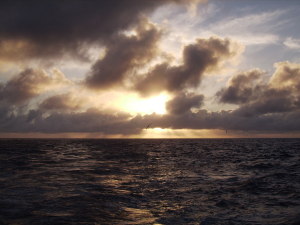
[0,0,300,138]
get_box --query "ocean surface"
[0,139,299,225]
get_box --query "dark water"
[0,139,299,225]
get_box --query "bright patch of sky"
[150,0,300,111]
[152,0,300,71]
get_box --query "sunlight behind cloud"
[0,0,299,138]
[120,93,170,115]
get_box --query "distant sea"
[0,139,299,225]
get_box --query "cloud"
[1,61,298,135]
[166,92,204,114]
[283,37,300,50]
[270,61,300,90]
[1,106,299,135]
[153,109,300,132]
[0,68,70,105]
[134,36,242,95]
[85,19,162,89]
[210,10,285,34]
[232,89,297,117]
[217,69,266,104]
[203,10,285,45]
[218,61,300,117]
[0,0,200,63]
[0,1,298,137]
[0,107,144,135]
[0,39,91,63]
[1,95,299,135]
[39,93,83,111]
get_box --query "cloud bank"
[0,0,299,137]
[1,61,299,135]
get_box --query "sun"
[120,93,169,115]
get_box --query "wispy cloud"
[204,9,287,45]
[209,10,286,34]
[284,37,300,49]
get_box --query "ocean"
[0,139,299,225]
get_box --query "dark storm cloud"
[0,68,69,105]
[134,36,241,95]
[0,0,198,62]
[85,19,161,89]
[166,92,204,114]
[218,62,300,117]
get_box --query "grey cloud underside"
[0,68,68,105]
[85,20,161,89]
[1,61,300,134]
[134,37,240,95]
[1,106,299,134]
[0,69,44,104]
[0,107,141,135]
[39,93,81,111]
[84,34,240,91]
[218,62,300,117]
[141,110,300,132]
[0,0,195,62]
[1,0,299,135]
[217,69,265,104]
[166,92,204,115]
